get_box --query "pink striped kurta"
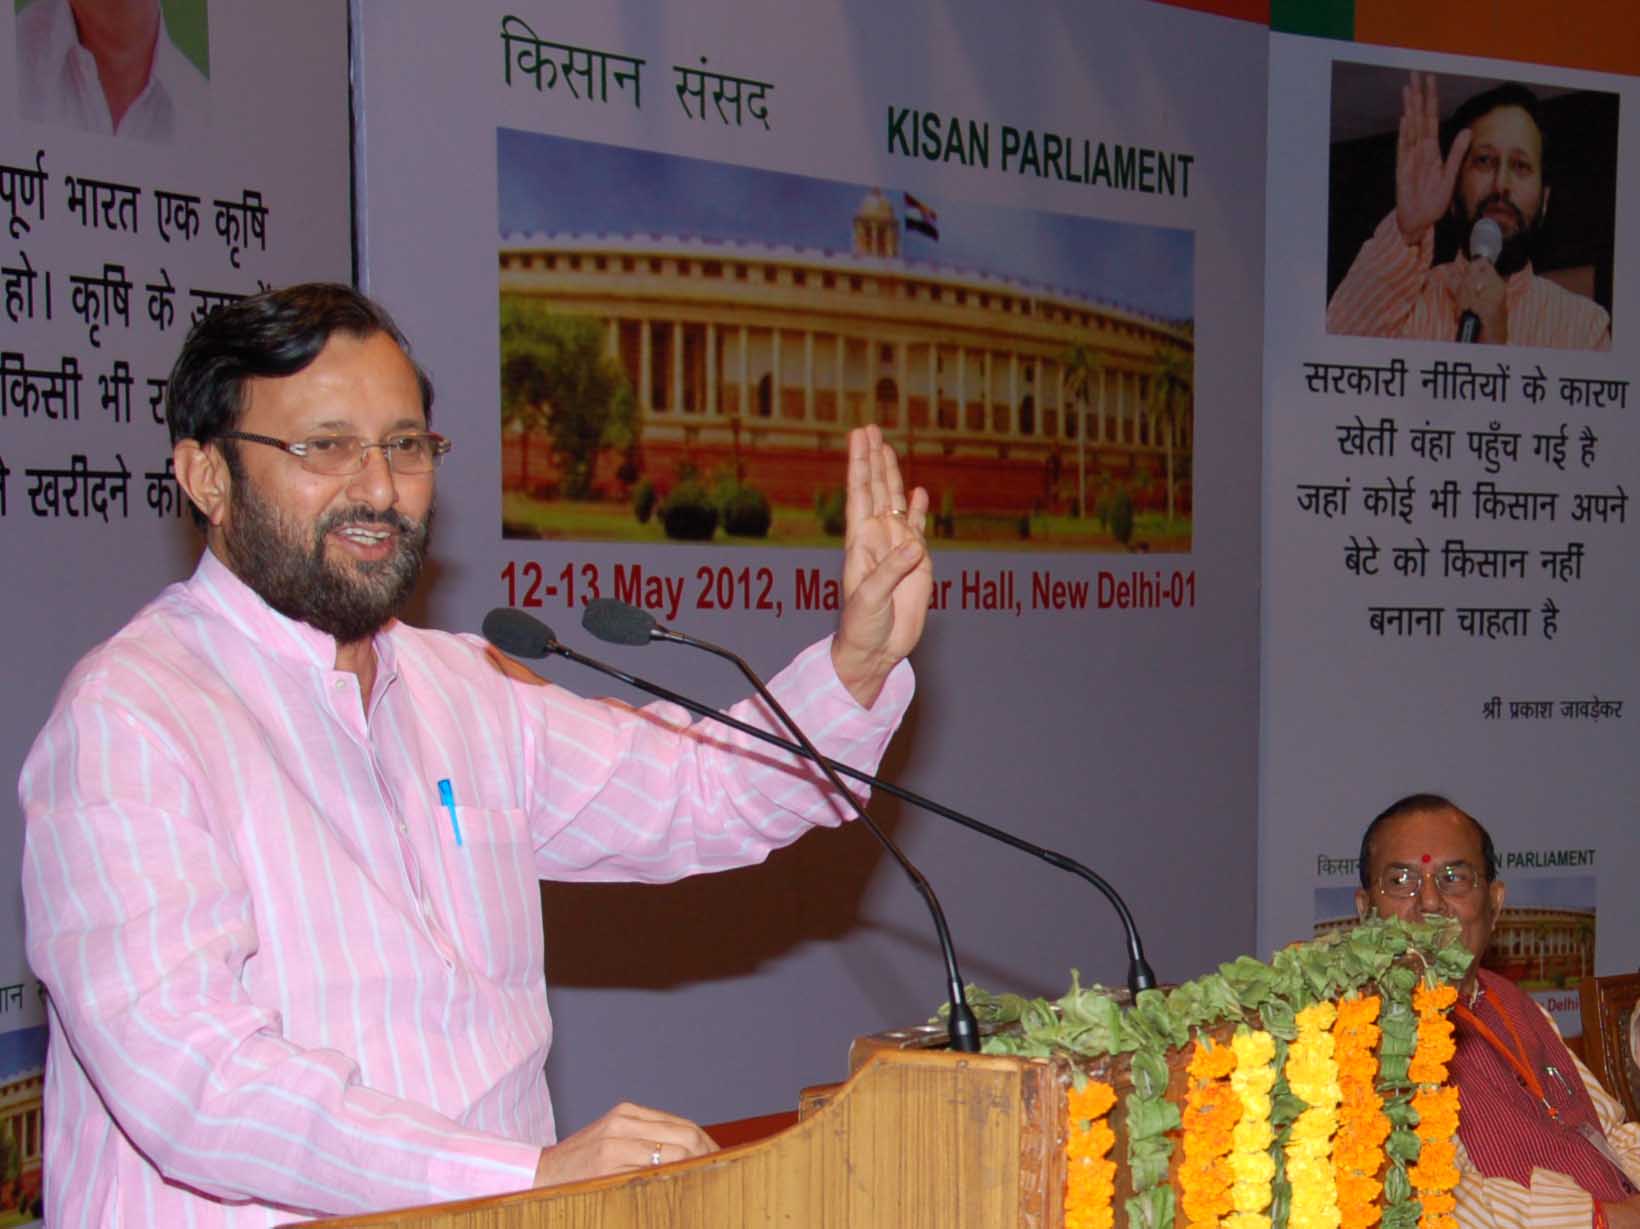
[20,550,911,1226]
[1325,212,1611,351]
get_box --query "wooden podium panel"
[305,1047,1064,1229]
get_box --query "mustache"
[1475,194,1528,229]
[317,505,423,536]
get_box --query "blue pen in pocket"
[437,778,463,847]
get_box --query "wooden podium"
[307,1029,1079,1229]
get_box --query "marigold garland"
[1181,1039,1243,1229]
[1408,984,1457,1084]
[1066,1080,1119,1229]
[958,918,1473,1229]
[1225,1028,1278,1229]
[1285,1001,1342,1229]
[1409,983,1462,1229]
[1332,995,1389,1229]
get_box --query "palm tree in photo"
[1060,343,1103,518]
[1145,345,1192,526]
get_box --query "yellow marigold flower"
[1233,1180,1275,1213]
[1233,1029,1277,1068]
[1297,1001,1339,1033]
[1230,1151,1276,1185]
[1295,1079,1343,1112]
[1233,1118,1275,1152]
[1290,1208,1343,1229]
[1291,1110,1341,1145]
[1232,1081,1275,1114]
[1286,1155,1325,1183]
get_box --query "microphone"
[1457,216,1503,343]
[580,597,1157,996]
[483,606,983,1053]
[483,606,555,657]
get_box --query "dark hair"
[1359,793,1499,889]
[1446,82,1550,180]
[166,283,434,527]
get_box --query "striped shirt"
[1325,213,1611,351]
[20,550,911,1227]
[1453,973,1640,1229]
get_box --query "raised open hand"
[1395,71,1471,244]
[831,425,932,708]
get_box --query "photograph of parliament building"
[500,162,1195,550]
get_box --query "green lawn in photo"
[502,494,1191,553]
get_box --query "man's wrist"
[829,638,891,710]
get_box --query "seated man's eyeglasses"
[1377,861,1479,899]
[218,430,452,475]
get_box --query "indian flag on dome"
[902,191,939,240]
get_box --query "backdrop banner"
[1260,33,1640,1037]
[0,1,352,1219]
[353,0,1266,1135]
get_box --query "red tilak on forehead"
[1421,854,1432,863]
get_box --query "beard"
[1465,193,1541,277]
[223,477,432,644]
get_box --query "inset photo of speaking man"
[1324,62,1617,351]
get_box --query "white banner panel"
[1260,33,1638,1035]
[0,1,351,1218]
[355,0,1266,1135]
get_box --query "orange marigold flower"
[1068,1080,1117,1123]
[1414,983,1457,1015]
[1335,995,1382,1030]
[1068,1120,1116,1161]
[1411,1088,1460,1139]
[1182,1056,1240,1229]
[1192,1038,1240,1081]
[1410,1143,1459,1185]
[1065,1080,1117,1229]
[1337,1174,1382,1206]
[1409,1010,1456,1084]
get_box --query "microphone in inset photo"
[1456,216,1503,343]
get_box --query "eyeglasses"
[219,430,452,476]
[1376,862,1479,899]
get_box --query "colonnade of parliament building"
[500,191,1193,512]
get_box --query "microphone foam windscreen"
[1470,217,1503,264]
[581,598,657,646]
[482,607,556,658]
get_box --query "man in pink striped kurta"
[1356,795,1640,1229]
[1326,72,1610,351]
[20,284,935,1225]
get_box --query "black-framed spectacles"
[218,430,452,476]
[1377,861,1479,900]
